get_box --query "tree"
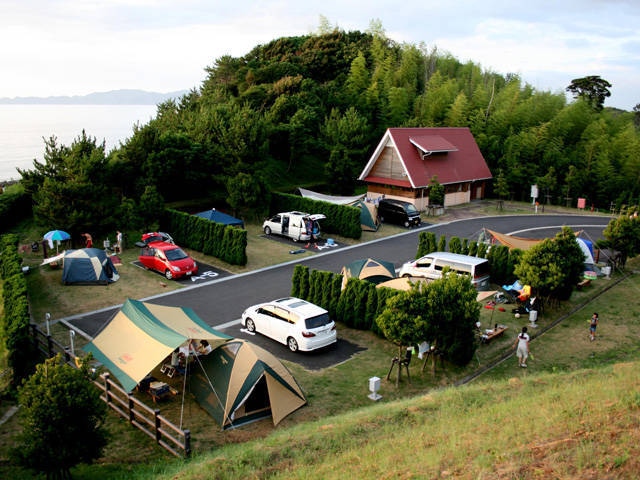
[226,172,270,219]
[429,176,445,206]
[566,75,612,112]
[603,215,640,268]
[494,169,510,209]
[13,355,108,479]
[21,131,118,236]
[514,226,585,302]
[137,185,165,231]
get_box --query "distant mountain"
[0,89,189,105]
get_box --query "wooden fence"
[29,323,191,458]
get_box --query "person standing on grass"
[116,230,123,254]
[589,312,599,341]
[513,326,530,368]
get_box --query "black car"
[377,199,422,228]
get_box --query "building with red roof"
[358,127,493,209]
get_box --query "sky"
[1,0,639,110]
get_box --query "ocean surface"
[0,104,158,182]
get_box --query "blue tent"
[194,209,244,228]
[62,248,119,285]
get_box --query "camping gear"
[189,339,307,429]
[341,258,396,289]
[62,248,120,285]
[298,188,379,231]
[83,298,232,392]
[194,208,244,228]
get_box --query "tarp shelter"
[61,248,120,285]
[83,298,233,392]
[485,229,595,265]
[341,258,396,289]
[189,339,307,429]
[298,188,379,231]
[194,208,244,228]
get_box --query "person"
[513,326,530,368]
[170,348,181,367]
[589,312,599,341]
[198,339,212,355]
[305,218,317,249]
[81,233,93,248]
[115,230,123,254]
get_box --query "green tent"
[189,339,307,429]
[353,199,379,231]
[341,258,397,289]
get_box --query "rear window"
[474,261,490,278]
[304,313,332,329]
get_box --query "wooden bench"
[480,326,508,344]
[577,279,591,290]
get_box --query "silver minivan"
[398,252,491,290]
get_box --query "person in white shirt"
[513,326,530,368]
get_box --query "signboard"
[530,184,538,199]
[577,198,586,209]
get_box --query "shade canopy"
[83,298,232,392]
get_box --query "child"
[589,313,599,341]
[513,326,530,368]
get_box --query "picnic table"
[479,325,508,344]
[148,381,177,403]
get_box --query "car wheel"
[264,226,272,235]
[404,220,411,228]
[402,273,412,278]
[379,215,385,223]
[287,337,299,352]
[245,318,256,333]
[164,270,173,280]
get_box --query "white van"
[262,211,325,242]
[398,252,490,290]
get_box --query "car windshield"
[405,203,418,214]
[165,247,188,261]
[304,313,331,329]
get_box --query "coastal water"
[0,104,158,182]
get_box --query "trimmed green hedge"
[163,209,248,266]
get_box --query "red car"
[138,241,198,280]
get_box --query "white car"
[241,297,337,352]
[262,212,325,242]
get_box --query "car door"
[153,249,168,273]
[269,306,293,344]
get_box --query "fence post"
[103,373,111,408]
[183,429,191,458]
[154,410,162,444]
[128,394,135,423]
[47,335,54,358]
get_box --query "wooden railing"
[29,323,191,457]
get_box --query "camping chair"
[387,348,412,385]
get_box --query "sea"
[0,104,158,182]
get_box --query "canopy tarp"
[298,187,364,205]
[484,229,544,251]
[190,339,307,429]
[194,209,244,228]
[83,298,232,392]
[299,188,378,231]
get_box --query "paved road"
[66,214,612,341]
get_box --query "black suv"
[377,199,422,228]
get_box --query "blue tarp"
[194,209,244,228]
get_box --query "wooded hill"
[18,27,640,236]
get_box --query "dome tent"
[62,248,119,285]
[341,258,396,289]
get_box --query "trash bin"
[529,310,538,323]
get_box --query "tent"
[353,199,379,231]
[194,208,244,228]
[62,248,120,285]
[341,258,396,289]
[189,339,307,429]
[298,188,379,231]
[83,298,233,392]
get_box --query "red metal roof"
[359,127,492,188]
